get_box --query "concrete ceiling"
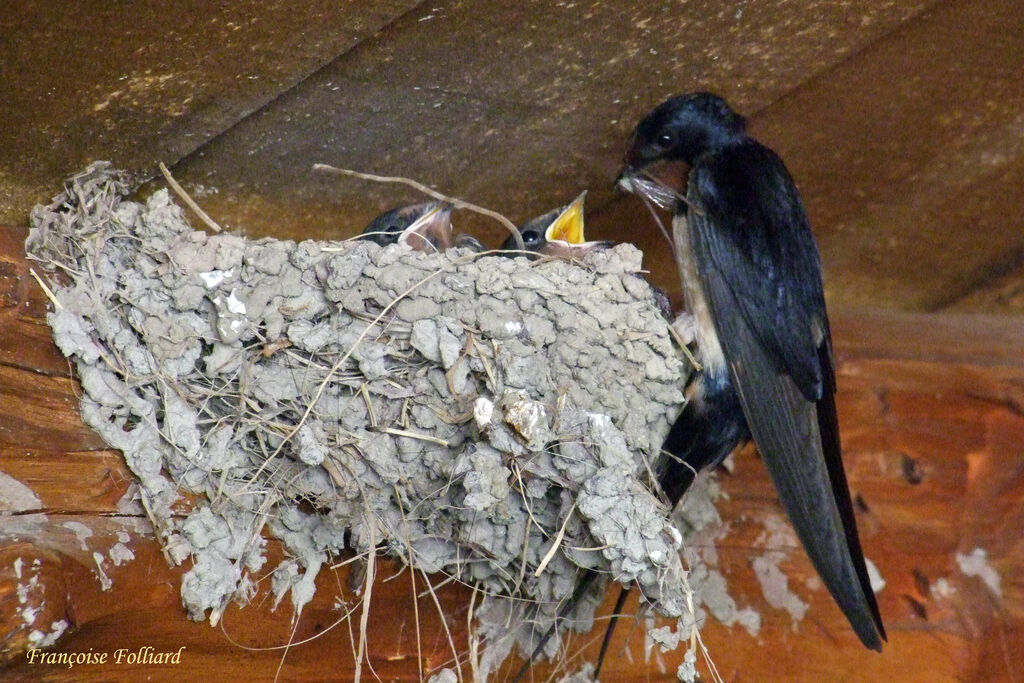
[3,0,1023,314]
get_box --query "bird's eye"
[520,229,541,246]
[654,131,675,150]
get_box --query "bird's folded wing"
[690,196,884,647]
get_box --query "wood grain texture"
[2,226,1022,681]
[0,226,69,377]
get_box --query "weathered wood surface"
[2,226,1023,681]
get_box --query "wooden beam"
[2,226,1021,681]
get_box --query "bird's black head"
[500,208,557,252]
[624,92,746,169]
[360,202,431,245]
[360,201,454,251]
[499,192,611,258]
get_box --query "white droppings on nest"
[26,162,735,675]
[473,396,494,428]
[198,269,233,288]
[956,547,1002,598]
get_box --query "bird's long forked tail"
[812,341,886,647]
[730,335,885,650]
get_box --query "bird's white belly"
[673,214,727,375]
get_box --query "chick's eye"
[520,229,541,246]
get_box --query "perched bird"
[501,191,613,258]
[360,201,459,252]
[617,92,885,650]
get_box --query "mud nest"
[26,162,739,678]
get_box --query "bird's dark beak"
[614,166,640,194]
[399,202,454,252]
[615,160,689,211]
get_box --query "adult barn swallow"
[618,92,885,650]
[501,191,613,258]
[360,201,456,251]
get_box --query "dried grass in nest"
[26,161,728,682]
